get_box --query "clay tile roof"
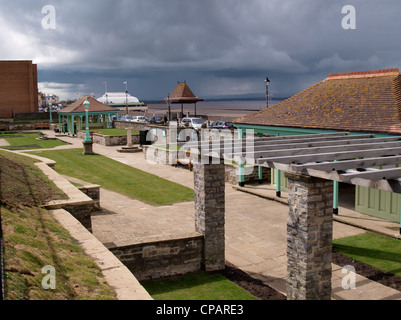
[162,82,203,103]
[60,95,118,113]
[234,68,401,134]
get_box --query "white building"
[97,92,145,107]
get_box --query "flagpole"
[103,81,109,105]
[124,81,128,115]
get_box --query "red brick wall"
[0,61,39,118]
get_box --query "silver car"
[180,117,206,130]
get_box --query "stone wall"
[107,233,204,281]
[78,185,100,210]
[77,130,140,146]
[144,145,271,185]
[225,163,271,185]
[285,172,333,300]
[113,121,147,131]
[143,145,178,165]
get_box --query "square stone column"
[285,172,333,300]
[194,160,225,271]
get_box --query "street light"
[167,93,171,122]
[49,102,53,123]
[83,97,91,142]
[264,77,270,108]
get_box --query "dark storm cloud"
[1,0,401,100]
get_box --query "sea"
[145,99,283,121]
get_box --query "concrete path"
[22,131,401,300]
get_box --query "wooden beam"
[256,147,401,165]
[176,132,352,147]
[340,167,401,181]
[291,155,401,172]
[227,141,401,160]
[286,167,401,194]
[249,136,400,152]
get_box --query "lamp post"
[264,77,270,108]
[167,93,171,122]
[82,97,94,155]
[49,102,53,123]
[83,97,91,142]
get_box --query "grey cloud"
[1,0,401,100]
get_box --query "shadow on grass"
[333,243,401,276]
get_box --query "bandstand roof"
[162,82,203,104]
[59,95,118,114]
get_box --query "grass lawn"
[141,271,259,300]
[90,128,139,136]
[0,150,117,300]
[0,132,66,150]
[28,148,194,205]
[333,233,401,277]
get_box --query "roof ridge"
[327,68,400,80]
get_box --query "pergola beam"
[256,147,401,165]
[177,132,353,148]
[228,141,401,159]
[291,155,401,172]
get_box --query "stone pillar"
[194,160,225,271]
[83,141,94,155]
[285,172,333,300]
[126,128,133,147]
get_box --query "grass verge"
[28,149,194,205]
[0,150,117,300]
[333,232,401,277]
[141,271,259,300]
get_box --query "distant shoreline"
[142,99,283,121]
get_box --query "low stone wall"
[78,185,100,210]
[77,130,140,146]
[108,233,204,281]
[144,145,271,184]
[225,163,271,185]
[114,121,147,131]
[143,145,178,164]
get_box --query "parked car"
[208,120,237,130]
[148,115,163,124]
[132,116,147,122]
[180,117,207,130]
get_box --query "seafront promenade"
[20,131,401,300]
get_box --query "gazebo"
[58,95,119,136]
[162,81,203,118]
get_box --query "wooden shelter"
[234,68,401,223]
[162,81,203,117]
[58,95,119,136]
[177,132,401,299]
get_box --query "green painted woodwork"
[355,186,401,223]
[271,169,288,191]
[236,123,401,224]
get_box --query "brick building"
[0,60,39,118]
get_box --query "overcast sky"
[1,0,400,101]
